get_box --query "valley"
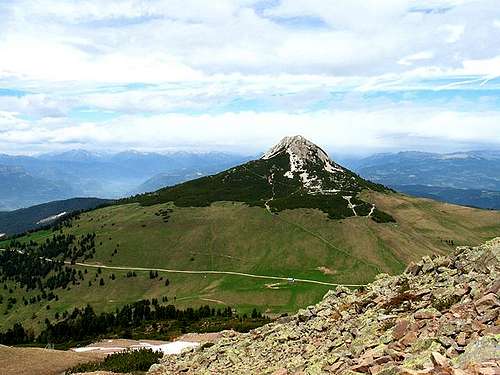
[2,190,499,335]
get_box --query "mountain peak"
[262,135,323,160]
[262,135,344,193]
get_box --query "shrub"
[68,348,163,373]
[432,295,460,311]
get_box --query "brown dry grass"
[0,345,104,375]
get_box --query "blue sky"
[0,0,499,155]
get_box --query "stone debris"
[150,238,500,375]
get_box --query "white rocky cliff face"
[262,135,347,194]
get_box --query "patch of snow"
[321,189,340,194]
[72,340,199,355]
[299,172,323,192]
[284,171,293,179]
[148,341,199,355]
[36,212,67,225]
[439,153,470,160]
[0,233,5,239]
[324,161,343,174]
[72,346,125,353]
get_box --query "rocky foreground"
[150,238,500,375]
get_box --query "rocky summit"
[261,135,346,194]
[150,238,500,375]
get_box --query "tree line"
[0,299,268,346]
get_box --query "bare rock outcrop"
[151,238,500,374]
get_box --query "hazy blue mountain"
[354,151,500,191]
[0,151,251,210]
[135,170,207,193]
[0,165,76,210]
[393,185,500,210]
[37,149,106,163]
[352,151,500,210]
[4,148,499,211]
[0,197,110,236]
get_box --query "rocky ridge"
[151,238,500,374]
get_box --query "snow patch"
[439,153,471,160]
[72,340,199,355]
[152,341,200,354]
[36,212,67,225]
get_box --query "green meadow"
[2,191,500,333]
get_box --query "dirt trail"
[342,195,358,216]
[69,260,365,287]
[0,249,366,287]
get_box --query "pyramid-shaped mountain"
[129,136,394,222]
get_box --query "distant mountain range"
[0,150,251,210]
[391,185,500,210]
[350,150,500,210]
[352,150,500,190]
[0,164,76,210]
[134,171,207,194]
[2,148,500,211]
[0,197,110,236]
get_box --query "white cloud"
[1,0,499,81]
[1,108,499,154]
[440,24,465,43]
[461,56,500,77]
[0,36,203,83]
[398,51,435,66]
[0,0,499,154]
[264,0,408,32]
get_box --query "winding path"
[0,248,365,287]
[67,260,365,287]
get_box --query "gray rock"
[453,335,500,367]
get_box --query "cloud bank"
[0,0,499,154]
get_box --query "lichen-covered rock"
[150,239,500,375]
[453,335,500,367]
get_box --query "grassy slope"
[1,191,500,333]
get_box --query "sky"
[0,0,500,156]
